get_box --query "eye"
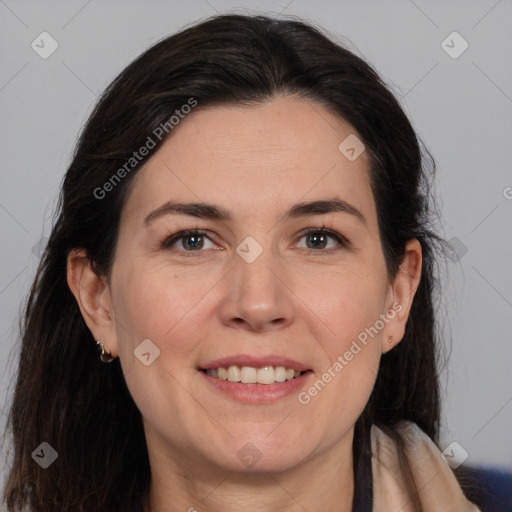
[295,227,348,252]
[161,229,217,252]
[160,227,349,255]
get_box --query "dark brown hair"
[2,13,479,511]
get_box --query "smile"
[203,365,304,385]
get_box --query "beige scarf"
[371,422,481,511]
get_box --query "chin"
[208,438,313,475]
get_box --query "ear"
[66,248,118,358]
[382,238,422,354]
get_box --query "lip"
[199,354,311,372]
[199,369,313,404]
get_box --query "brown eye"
[296,228,348,251]
[305,232,329,249]
[180,233,204,250]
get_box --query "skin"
[67,95,422,512]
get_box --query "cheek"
[296,262,388,341]
[112,261,224,371]
[300,274,384,428]
[110,264,214,430]
[295,264,386,403]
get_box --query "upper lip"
[199,354,311,372]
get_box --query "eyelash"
[159,226,349,256]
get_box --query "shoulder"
[370,421,481,512]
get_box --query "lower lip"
[199,370,313,404]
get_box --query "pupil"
[308,233,326,249]
[184,234,203,250]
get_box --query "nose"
[218,242,296,332]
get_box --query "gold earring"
[96,340,115,363]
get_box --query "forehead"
[121,95,375,226]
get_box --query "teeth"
[274,366,287,382]
[227,365,241,382]
[241,366,257,384]
[257,366,275,385]
[205,365,304,384]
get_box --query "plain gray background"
[1,0,511,485]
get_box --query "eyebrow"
[143,197,366,226]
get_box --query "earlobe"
[66,249,118,358]
[381,239,422,353]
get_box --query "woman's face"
[89,95,419,474]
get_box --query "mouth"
[201,365,311,385]
[197,355,313,403]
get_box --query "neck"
[145,429,355,512]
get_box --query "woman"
[2,13,483,512]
